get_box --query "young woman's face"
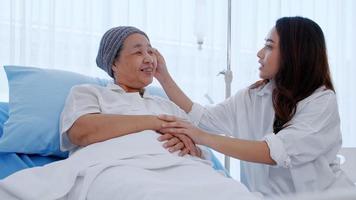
[112,33,157,92]
[257,27,280,80]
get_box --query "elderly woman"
[60,26,200,157]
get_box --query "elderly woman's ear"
[112,64,118,73]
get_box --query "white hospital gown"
[0,83,260,200]
[188,81,355,196]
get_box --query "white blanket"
[0,131,259,200]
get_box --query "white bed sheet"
[0,131,260,200]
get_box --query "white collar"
[105,82,153,99]
[106,82,125,92]
[256,80,275,96]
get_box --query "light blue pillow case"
[0,102,9,137]
[0,66,109,157]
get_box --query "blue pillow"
[0,66,109,157]
[0,102,9,137]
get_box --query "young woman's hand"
[158,114,208,145]
[153,48,170,82]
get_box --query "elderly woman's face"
[112,33,157,92]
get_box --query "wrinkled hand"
[158,114,207,145]
[153,48,170,82]
[158,133,201,157]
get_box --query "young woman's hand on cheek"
[153,48,170,82]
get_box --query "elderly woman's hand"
[157,133,202,157]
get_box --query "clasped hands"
[156,114,206,158]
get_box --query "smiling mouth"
[140,68,153,72]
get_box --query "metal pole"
[216,0,233,174]
[227,0,232,75]
[224,0,232,173]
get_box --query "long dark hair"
[271,16,334,133]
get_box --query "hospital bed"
[0,65,228,180]
[1,65,255,200]
[0,100,226,179]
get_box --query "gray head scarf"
[96,26,149,78]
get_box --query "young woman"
[154,16,355,196]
